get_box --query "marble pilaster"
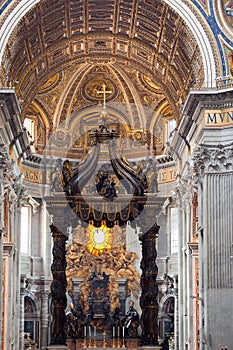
[41,290,50,350]
[172,164,197,350]
[40,200,49,276]
[191,144,233,350]
[19,290,26,350]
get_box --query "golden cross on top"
[96,83,112,108]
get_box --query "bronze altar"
[46,121,163,348]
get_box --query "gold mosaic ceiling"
[1,0,204,152]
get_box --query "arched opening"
[159,296,175,348]
[1,1,232,349]
[24,295,39,347]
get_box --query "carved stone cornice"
[191,144,233,180]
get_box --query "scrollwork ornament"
[13,173,27,203]
[172,165,195,209]
[0,145,27,208]
[172,175,186,208]
[190,145,206,185]
[0,144,12,182]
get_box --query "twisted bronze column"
[139,223,159,346]
[50,224,68,345]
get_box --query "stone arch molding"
[164,0,217,86]
[0,0,217,87]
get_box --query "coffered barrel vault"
[0,1,233,350]
[0,0,213,148]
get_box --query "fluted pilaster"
[40,290,50,349]
[192,144,233,289]
[206,173,233,288]
[191,143,233,349]
[19,291,26,350]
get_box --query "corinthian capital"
[191,144,233,177]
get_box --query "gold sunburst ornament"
[87,222,112,256]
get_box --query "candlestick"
[83,326,87,348]
[88,326,92,348]
[103,332,106,348]
[112,331,116,348]
[117,326,120,348]
[83,337,87,348]
[89,326,91,338]
[122,327,125,349]
[113,326,115,338]
[93,327,97,349]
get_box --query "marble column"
[172,180,185,350]
[0,145,17,350]
[172,168,195,350]
[40,290,50,350]
[0,228,3,350]
[40,200,48,276]
[173,279,178,350]
[19,290,26,350]
[0,150,7,350]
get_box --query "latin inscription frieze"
[22,167,50,184]
[205,109,233,126]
